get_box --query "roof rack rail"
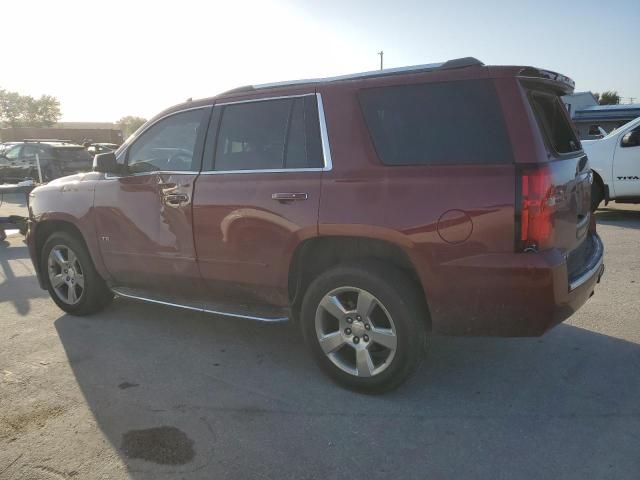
[247,57,484,91]
[22,138,73,143]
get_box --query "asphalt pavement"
[1,195,639,479]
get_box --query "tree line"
[593,91,621,105]
[0,87,147,139]
[0,88,61,127]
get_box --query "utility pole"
[629,97,636,104]
[378,51,384,70]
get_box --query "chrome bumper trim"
[569,233,604,292]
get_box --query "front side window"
[621,126,640,148]
[213,96,323,171]
[127,109,204,174]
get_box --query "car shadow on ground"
[0,238,49,315]
[595,206,640,230]
[53,300,640,478]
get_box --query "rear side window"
[213,96,323,171]
[359,79,513,166]
[529,92,581,154]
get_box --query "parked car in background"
[583,116,640,210]
[87,143,119,156]
[27,58,604,392]
[0,140,93,184]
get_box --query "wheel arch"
[33,216,107,288]
[591,170,609,205]
[287,235,432,331]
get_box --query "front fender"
[28,173,110,286]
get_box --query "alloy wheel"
[314,286,398,377]
[47,245,85,305]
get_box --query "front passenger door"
[94,107,210,299]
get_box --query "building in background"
[563,92,640,140]
[563,91,599,117]
[572,104,640,139]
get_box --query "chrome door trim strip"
[112,288,289,322]
[199,167,323,175]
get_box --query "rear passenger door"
[193,93,328,308]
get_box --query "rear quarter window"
[528,92,581,155]
[359,79,513,166]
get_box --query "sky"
[2,0,639,122]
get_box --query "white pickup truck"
[583,116,640,210]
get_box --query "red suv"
[27,57,604,392]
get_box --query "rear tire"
[591,179,604,212]
[41,231,113,315]
[300,261,427,393]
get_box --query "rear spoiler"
[517,67,575,95]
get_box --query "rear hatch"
[517,74,594,278]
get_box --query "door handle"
[271,192,309,202]
[163,193,189,206]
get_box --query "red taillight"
[519,166,556,250]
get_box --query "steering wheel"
[166,152,192,170]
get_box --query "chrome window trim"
[316,92,333,171]
[205,92,332,174]
[106,93,334,178]
[216,93,315,106]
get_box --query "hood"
[31,171,103,194]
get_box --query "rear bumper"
[427,233,605,336]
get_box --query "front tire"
[41,232,113,315]
[301,262,427,393]
[591,180,604,212]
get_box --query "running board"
[111,287,289,323]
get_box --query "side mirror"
[621,129,640,148]
[94,151,120,174]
